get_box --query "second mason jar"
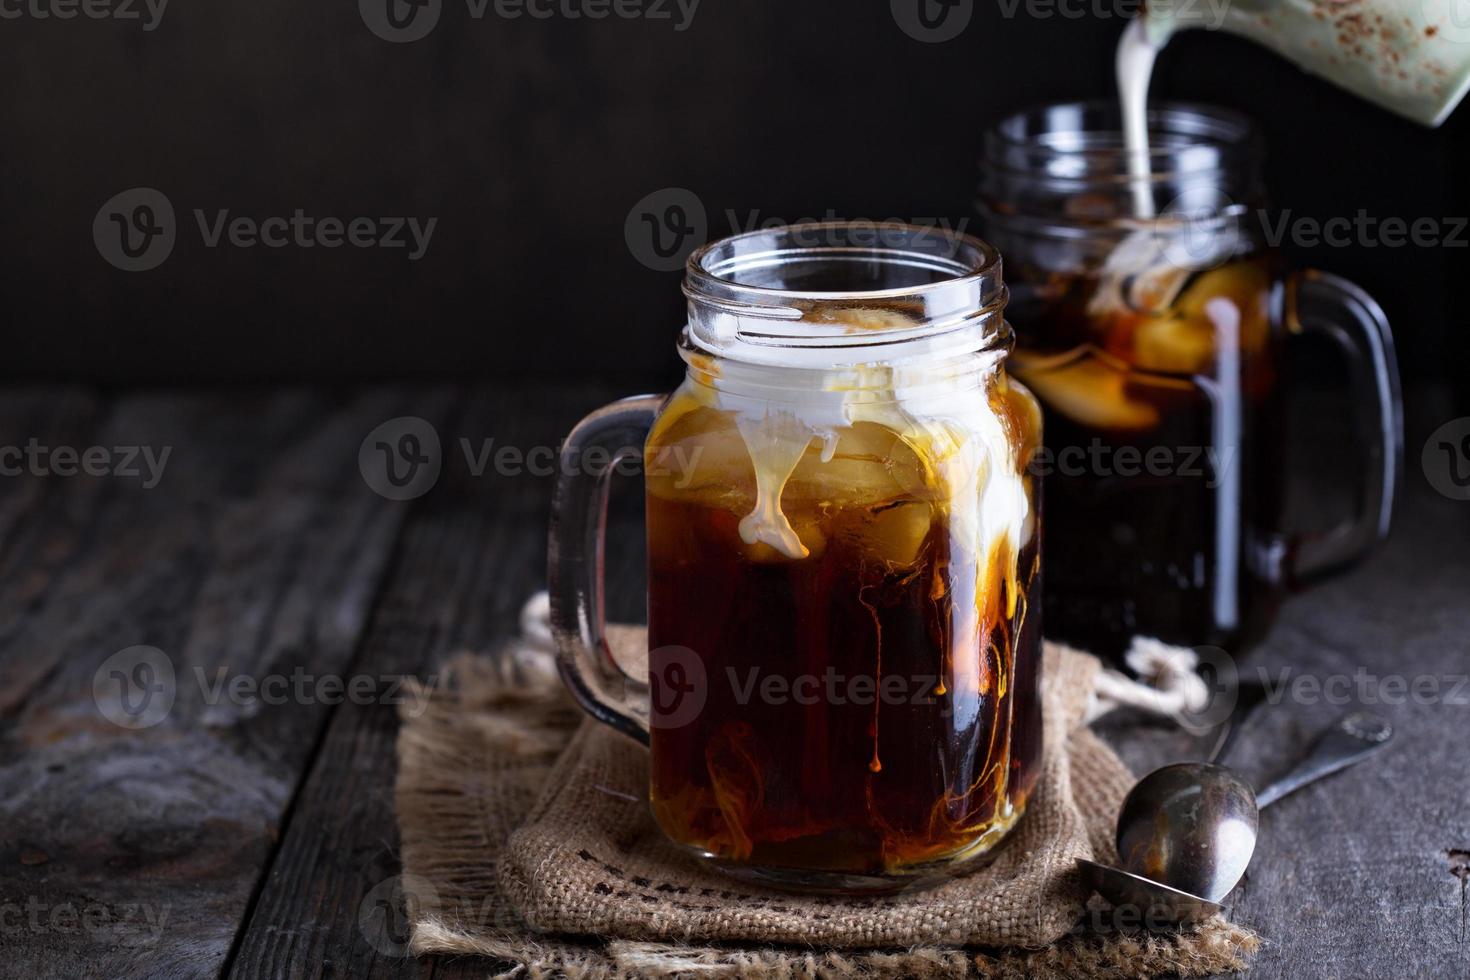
[978,102,1401,660]
[550,222,1044,893]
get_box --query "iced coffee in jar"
[978,102,1400,659]
[549,222,1043,893]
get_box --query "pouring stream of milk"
[1090,15,1194,319]
[1117,16,1166,219]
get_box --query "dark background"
[3,0,1466,393]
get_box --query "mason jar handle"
[1280,270,1402,588]
[547,394,662,745]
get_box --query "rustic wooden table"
[0,385,1465,979]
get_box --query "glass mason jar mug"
[977,102,1403,659]
[549,223,1044,893]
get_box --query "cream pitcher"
[1135,0,1470,126]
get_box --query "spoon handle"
[1255,711,1393,809]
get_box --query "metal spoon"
[1077,710,1393,925]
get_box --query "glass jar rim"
[685,221,1002,302]
[983,100,1262,184]
[682,222,1010,367]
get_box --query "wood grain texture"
[1096,488,1470,979]
[1096,391,1470,979]
[0,388,451,979]
[222,385,633,980]
[2,384,1466,980]
[1220,484,1470,980]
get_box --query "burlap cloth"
[394,617,1259,978]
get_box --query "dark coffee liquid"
[1009,253,1285,657]
[644,398,1042,881]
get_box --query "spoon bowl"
[1116,762,1259,903]
[1079,710,1393,927]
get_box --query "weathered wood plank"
[236,385,1470,980]
[1096,394,1470,979]
[5,383,1466,979]
[0,388,454,979]
[0,386,110,712]
[223,385,627,980]
[1215,481,1470,980]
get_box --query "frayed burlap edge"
[395,641,1259,979]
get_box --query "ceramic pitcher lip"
[1142,0,1470,127]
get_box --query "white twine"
[1085,637,1212,727]
[518,592,1209,730]
[520,591,555,651]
